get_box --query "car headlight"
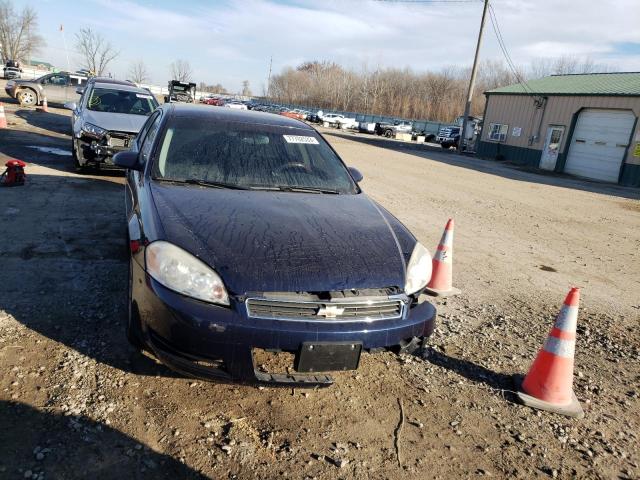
[404,242,432,295]
[81,122,107,139]
[145,241,229,306]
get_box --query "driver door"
[41,73,70,103]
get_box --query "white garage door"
[564,109,635,182]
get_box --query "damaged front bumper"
[133,260,437,386]
[76,132,135,166]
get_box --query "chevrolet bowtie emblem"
[316,305,345,318]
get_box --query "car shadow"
[0,171,180,380]
[14,109,72,135]
[0,122,126,180]
[0,400,205,479]
[324,130,640,201]
[0,94,21,105]
[423,347,519,403]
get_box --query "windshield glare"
[153,119,358,194]
[87,88,157,115]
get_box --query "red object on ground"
[424,218,460,297]
[1,159,27,186]
[517,287,584,418]
[41,96,49,112]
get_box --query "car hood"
[83,110,148,133]
[150,184,415,295]
[12,79,37,86]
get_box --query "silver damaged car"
[64,78,159,170]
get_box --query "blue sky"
[16,0,640,92]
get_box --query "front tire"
[384,129,393,138]
[72,139,90,173]
[72,139,81,169]
[126,257,146,350]
[17,89,37,106]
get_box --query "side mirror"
[348,166,363,183]
[63,102,77,111]
[76,87,85,95]
[113,151,142,171]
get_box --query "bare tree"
[529,55,610,78]
[75,27,119,76]
[0,0,44,64]
[271,60,520,121]
[198,82,227,94]
[128,60,148,84]
[241,80,252,96]
[169,59,193,82]
[269,54,612,122]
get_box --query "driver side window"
[139,113,162,166]
[136,112,158,150]
[43,74,69,86]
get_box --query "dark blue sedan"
[115,104,436,385]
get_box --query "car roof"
[93,81,154,95]
[88,77,136,86]
[164,103,314,130]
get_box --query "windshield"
[153,118,358,194]
[87,88,157,115]
[172,85,190,92]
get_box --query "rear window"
[153,118,358,194]
[87,88,157,115]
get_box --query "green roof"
[27,59,54,68]
[486,72,640,96]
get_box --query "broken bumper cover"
[77,133,134,165]
[134,262,436,385]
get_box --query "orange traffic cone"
[0,103,7,128]
[41,97,49,112]
[424,218,460,297]
[516,287,584,418]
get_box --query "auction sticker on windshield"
[283,135,319,145]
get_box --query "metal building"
[477,73,640,188]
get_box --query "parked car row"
[199,94,251,110]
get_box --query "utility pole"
[61,24,71,72]
[458,0,489,152]
[267,56,273,99]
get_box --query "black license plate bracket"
[295,341,362,373]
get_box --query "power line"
[373,0,480,4]
[487,1,539,97]
[488,5,527,87]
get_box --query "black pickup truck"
[374,120,413,137]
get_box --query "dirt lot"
[1,83,639,480]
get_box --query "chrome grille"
[246,298,404,322]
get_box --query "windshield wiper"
[184,179,253,190]
[156,178,252,190]
[272,185,340,194]
[157,178,340,194]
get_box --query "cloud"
[35,0,640,92]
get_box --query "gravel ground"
[1,86,639,479]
